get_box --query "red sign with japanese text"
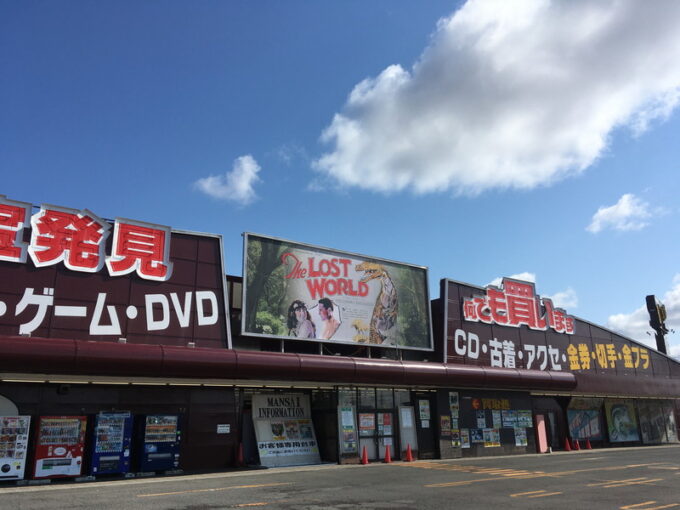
[462,277,574,334]
[443,279,674,385]
[0,195,229,348]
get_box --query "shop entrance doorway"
[413,392,437,459]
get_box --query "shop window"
[312,390,336,410]
[394,390,411,407]
[338,388,357,408]
[377,389,394,409]
[359,389,376,409]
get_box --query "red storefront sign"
[462,277,575,334]
[0,195,229,348]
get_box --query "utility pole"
[646,295,669,354]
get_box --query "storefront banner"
[605,400,640,443]
[567,409,603,440]
[252,394,320,467]
[447,280,656,375]
[242,234,432,350]
[0,195,229,348]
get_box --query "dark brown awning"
[0,335,575,391]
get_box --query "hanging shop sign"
[252,393,321,467]
[0,195,230,348]
[242,233,432,350]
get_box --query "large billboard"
[0,195,230,348]
[442,278,667,377]
[242,233,432,350]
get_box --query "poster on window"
[483,428,501,447]
[567,409,603,440]
[605,400,640,443]
[492,410,501,428]
[470,429,484,443]
[359,413,375,436]
[476,410,487,429]
[451,429,461,447]
[252,394,320,467]
[517,410,533,428]
[419,400,431,421]
[514,427,528,447]
[460,429,471,448]
[440,415,451,437]
[449,392,459,415]
[502,410,517,427]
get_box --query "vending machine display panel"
[138,415,181,472]
[0,416,31,480]
[33,416,87,479]
[90,412,133,476]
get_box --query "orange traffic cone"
[574,439,580,450]
[585,439,592,450]
[384,445,392,463]
[564,438,572,451]
[404,444,414,462]
[361,446,369,465]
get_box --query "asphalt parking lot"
[2,445,680,509]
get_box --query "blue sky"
[3,1,680,354]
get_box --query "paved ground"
[2,445,680,509]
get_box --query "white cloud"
[545,287,578,309]
[586,193,652,233]
[313,0,680,195]
[194,155,261,206]
[487,272,536,287]
[607,274,680,356]
[487,272,577,309]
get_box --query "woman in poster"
[287,300,316,339]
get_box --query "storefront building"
[0,194,678,482]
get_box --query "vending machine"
[33,416,87,479]
[89,412,133,476]
[0,415,31,480]
[137,415,181,472]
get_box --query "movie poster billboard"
[252,393,321,467]
[605,400,640,443]
[242,234,432,350]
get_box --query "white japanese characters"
[452,328,564,371]
[0,196,173,281]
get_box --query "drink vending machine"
[33,416,87,479]
[0,415,31,480]
[89,412,133,476]
[137,415,181,472]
